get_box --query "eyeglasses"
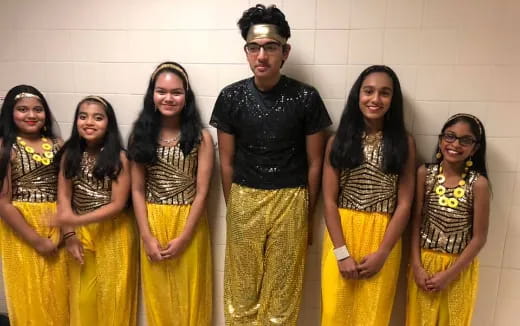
[244,42,282,55]
[439,133,478,146]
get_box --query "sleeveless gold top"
[420,164,478,254]
[337,133,398,213]
[145,144,198,205]
[11,140,60,202]
[72,152,112,215]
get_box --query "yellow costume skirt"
[68,209,138,326]
[406,249,479,326]
[141,203,212,326]
[321,208,401,326]
[0,201,69,325]
[224,184,308,326]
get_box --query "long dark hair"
[330,65,409,174]
[58,96,123,180]
[437,113,488,179]
[128,61,202,163]
[0,85,58,189]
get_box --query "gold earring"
[465,157,473,168]
[436,151,442,160]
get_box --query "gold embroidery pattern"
[420,164,478,254]
[145,144,198,205]
[11,140,59,202]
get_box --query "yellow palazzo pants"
[0,201,69,325]
[68,209,138,326]
[321,208,401,326]
[141,203,212,326]
[406,249,479,326]
[224,184,308,326]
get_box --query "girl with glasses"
[407,113,490,326]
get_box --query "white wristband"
[333,245,350,261]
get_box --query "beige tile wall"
[0,0,518,325]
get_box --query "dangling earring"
[43,126,47,132]
[436,151,442,160]
[465,157,473,168]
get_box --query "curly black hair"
[237,4,291,41]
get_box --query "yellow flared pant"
[224,184,308,326]
[68,210,138,326]
[0,201,69,325]
[406,249,479,326]
[321,208,401,326]
[141,203,212,326]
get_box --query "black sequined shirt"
[210,76,331,189]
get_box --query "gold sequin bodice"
[145,144,198,205]
[72,152,112,215]
[11,140,59,202]
[337,132,398,213]
[420,164,478,254]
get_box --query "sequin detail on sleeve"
[337,132,398,213]
[71,152,112,215]
[145,144,198,205]
[11,140,59,202]
[420,164,477,254]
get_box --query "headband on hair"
[151,63,189,90]
[14,92,41,102]
[246,24,287,45]
[447,113,483,137]
[82,95,109,108]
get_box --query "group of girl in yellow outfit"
[0,63,490,326]
[0,62,213,326]
[321,65,490,326]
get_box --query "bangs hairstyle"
[437,114,488,178]
[330,65,409,174]
[0,85,58,189]
[128,61,202,164]
[237,4,291,41]
[57,96,123,180]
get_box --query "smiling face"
[439,121,479,164]
[76,101,108,146]
[358,72,393,125]
[153,72,186,118]
[13,97,46,136]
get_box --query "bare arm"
[426,176,490,291]
[131,159,163,261]
[358,135,416,278]
[216,130,235,203]
[410,164,430,290]
[161,130,214,258]
[322,136,359,279]
[306,130,327,219]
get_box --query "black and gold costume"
[141,144,212,326]
[69,151,138,325]
[0,139,69,325]
[211,75,331,325]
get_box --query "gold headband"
[14,92,41,102]
[246,24,287,45]
[447,113,483,136]
[82,95,108,108]
[151,63,189,90]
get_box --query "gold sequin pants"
[141,203,212,326]
[0,201,69,325]
[69,210,139,326]
[321,208,401,326]
[224,184,308,326]
[406,249,479,326]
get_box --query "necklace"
[159,133,181,144]
[16,136,54,165]
[434,164,467,208]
